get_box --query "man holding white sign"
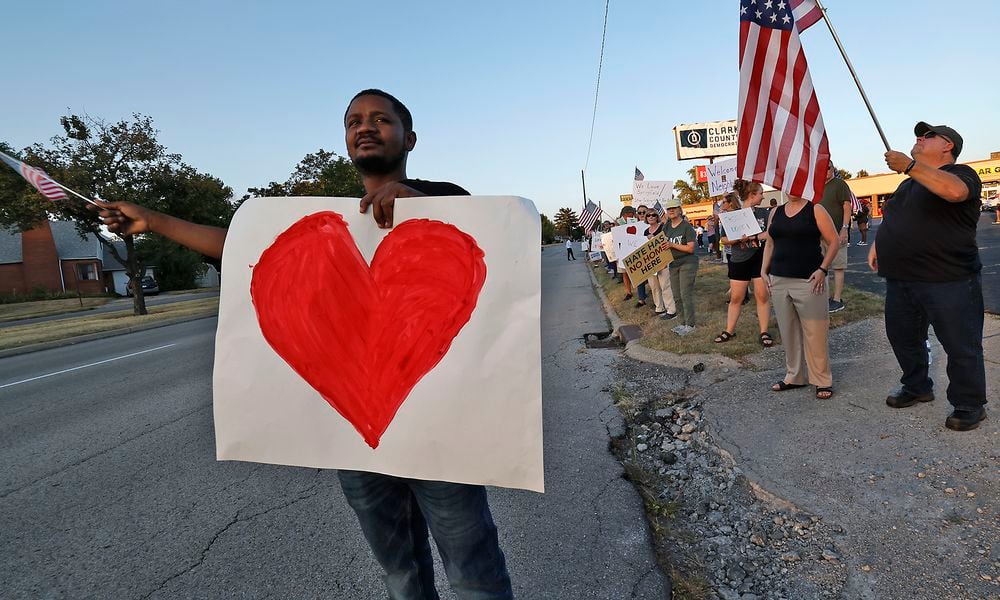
[93,89,516,599]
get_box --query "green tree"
[0,114,235,315]
[856,169,870,178]
[836,168,853,180]
[553,208,580,239]
[540,214,556,244]
[245,149,364,202]
[673,166,710,204]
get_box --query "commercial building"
[846,154,1000,218]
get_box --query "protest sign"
[706,157,738,196]
[588,251,603,262]
[717,207,763,239]
[590,232,604,252]
[601,232,617,261]
[621,232,673,285]
[215,196,543,492]
[631,180,674,206]
[610,223,647,264]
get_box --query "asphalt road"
[843,212,1000,313]
[0,252,666,597]
[0,290,220,329]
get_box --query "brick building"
[0,220,136,296]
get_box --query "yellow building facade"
[846,155,1000,218]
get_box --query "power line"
[583,0,610,173]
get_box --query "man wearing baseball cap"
[871,121,986,431]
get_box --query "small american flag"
[652,201,664,216]
[0,151,68,202]
[579,199,601,234]
[634,167,644,181]
[849,186,861,215]
[737,0,830,203]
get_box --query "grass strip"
[592,259,883,359]
[0,297,113,322]
[0,298,219,350]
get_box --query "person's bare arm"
[839,197,852,245]
[94,201,228,259]
[884,150,970,203]
[812,204,839,294]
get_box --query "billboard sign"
[673,120,739,160]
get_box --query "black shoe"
[660,312,677,320]
[885,388,934,408]
[945,407,987,431]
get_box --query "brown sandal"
[759,332,774,347]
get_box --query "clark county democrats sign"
[673,120,738,160]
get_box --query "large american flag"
[579,199,601,234]
[737,0,830,203]
[0,151,68,202]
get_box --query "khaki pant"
[648,270,676,314]
[771,275,832,387]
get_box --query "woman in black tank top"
[761,195,840,399]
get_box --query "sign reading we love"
[214,196,543,492]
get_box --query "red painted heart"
[626,226,637,234]
[250,212,486,449]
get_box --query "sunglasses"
[920,131,951,143]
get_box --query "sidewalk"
[593,263,998,598]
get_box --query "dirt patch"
[606,358,848,599]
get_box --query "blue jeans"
[637,281,647,302]
[884,275,986,410]
[338,471,513,600]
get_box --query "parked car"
[126,275,159,297]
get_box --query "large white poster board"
[601,232,617,261]
[717,207,763,239]
[610,223,647,262]
[214,196,543,492]
[706,157,738,196]
[631,180,674,206]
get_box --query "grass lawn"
[593,258,883,360]
[0,298,219,351]
[0,297,113,323]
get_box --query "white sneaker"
[671,325,685,334]
[677,325,696,336]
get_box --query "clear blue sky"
[2,1,997,219]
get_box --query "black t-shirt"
[876,163,982,281]
[403,179,469,197]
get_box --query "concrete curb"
[0,313,218,360]
[585,263,741,370]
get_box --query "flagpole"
[52,182,102,207]
[813,0,891,151]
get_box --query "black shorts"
[727,248,764,281]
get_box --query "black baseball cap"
[914,121,963,158]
